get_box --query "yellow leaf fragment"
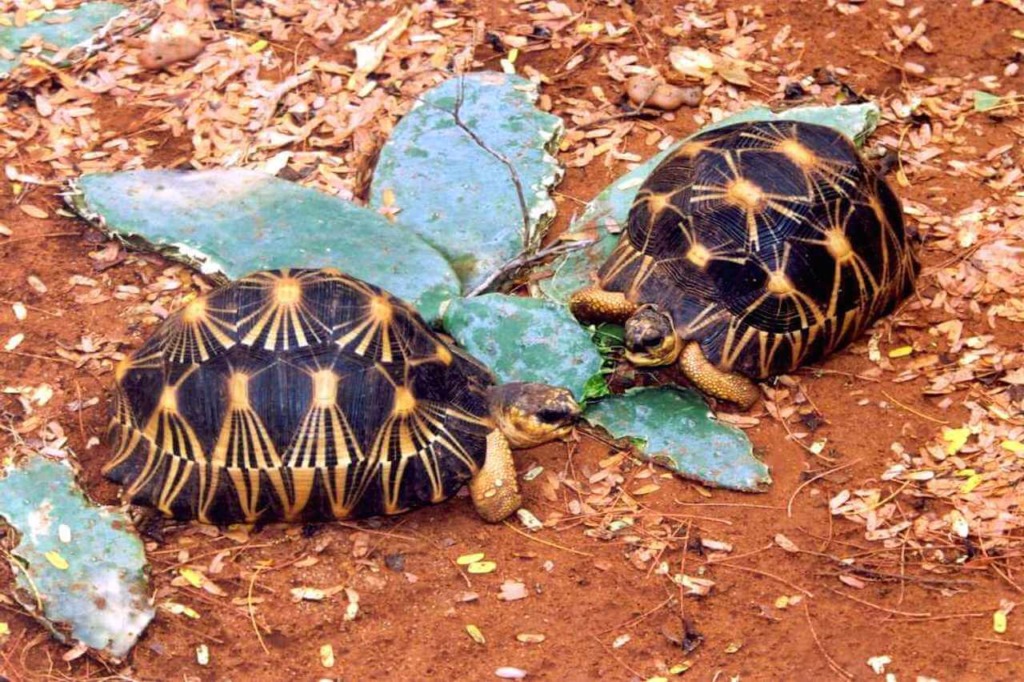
[248,39,268,53]
[959,474,983,494]
[44,551,68,570]
[179,567,204,588]
[994,610,1008,634]
[669,662,693,674]
[888,345,913,358]
[456,552,485,565]
[1001,440,1024,455]
[0,622,9,636]
[942,427,971,455]
[467,560,497,574]
[466,624,486,644]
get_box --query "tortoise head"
[624,304,680,367]
[487,383,581,449]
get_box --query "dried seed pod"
[626,75,701,111]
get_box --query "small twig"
[0,299,63,317]
[246,565,271,656]
[991,562,1024,594]
[591,635,645,679]
[635,505,735,526]
[804,602,854,680]
[971,636,1024,649]
[673,499,784,511]
[891,610,989,622]
[333,521,419,542]
[73,381,87,445]
[881,390,948,425]
[0,548,43,611]
[705,543,774,565]
[0,231,83,245]
[825,587,929,618]
[502,520,594,557]
[678,520,693,623]
[596,596,674,635]
[712,562,814,598]
[0,350,74,365]
[787,459,864,518]
[465,238,595,297]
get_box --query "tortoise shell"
[106,268,497,525]
[595,120,918,379]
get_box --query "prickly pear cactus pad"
[441,294,602,400]
[69,169,461,322]
[584,387,770,492]
[371,72,565,293]
[0,2,126,77]
[538,103,881,304]
[0,457,154,659]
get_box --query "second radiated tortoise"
[570,120,918,407]
[107,268,580,525]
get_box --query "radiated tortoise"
[107,268,580,524]
[570,120,918,407]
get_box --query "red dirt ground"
[2,1,1023,681]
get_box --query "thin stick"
[74,381,87,445]
[466,239,595,297]
[502,520,593,557]
[787,459,864,518]
[0,349,74,365]
[0,231,83,245]
[825,587,929,617]
[881,390,948,424]
[891,611,989,622]
[712,562,814,598]
[247,565,270,655]
[673,499,785,511]
[0,548,43,611]
[804,602,854,680]
[991,562,1024,594]
[596,597,674,635]
[591,635,645,679]
[0,299,63,317]
[971,637,1024,649]
[706,543,774,565]
[334,521,419,542]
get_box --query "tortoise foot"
[568,287,637,325]
[469,431,522,522]
[680,342,760,409]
